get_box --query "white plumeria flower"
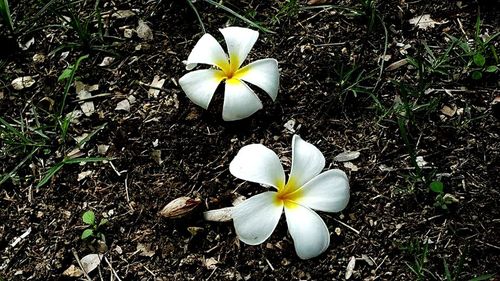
[229,135,350,259]
[178,27,279,121]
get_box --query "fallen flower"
[179,27,279,121]
[227,135,350,259]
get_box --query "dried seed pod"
[159,197,201,218]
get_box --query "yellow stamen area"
[273,177,303,209]
[213,55,250,86]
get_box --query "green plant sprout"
[429,181,458,210]
[81,210,108,241]
[401,238,429,281]
[447,15,499,80]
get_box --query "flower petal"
[295,170,350,212]
[284,203,330,259]
[179,69,225,109]
[288,135,326,189]
[185,33,229,71]
[220,27,259,70]
[222,80,262,121]
[236,59,280,101]
[229,144,285,188]
[233,191,283,245]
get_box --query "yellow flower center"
[274,177,303,209]
[215,55,249,85]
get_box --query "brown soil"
[1,0,499,280]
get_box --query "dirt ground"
[1,0,499,280]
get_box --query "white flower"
[178,27,280,121]
[229,135,350,259]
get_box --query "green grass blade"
[59,54,89,117]
[36,162,65,188]
[469,274,495,281]
[36,156,108,188]
[186,0,206,34]
[203,0,275,34]
[0,0,14,32]
[63,156,108,164]
[0,148,39,186]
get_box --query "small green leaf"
[485,65,498,73]
[471,71,483,80]
[58,66,74,82]
[469,274,495,281]
[98,218,108,227]
[473,53,486,67]
[82,211,95,225]
[430,181,444,193]
[81,229,94,239]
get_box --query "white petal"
[179,69,224,109]
[236,59,279,101]
[284,203,330,259]
[296,170,350,212]
[288,135,326,188]
[185,33,229,71]
[229,144,285,188]
[233,191,283,245]
[222,80,262,121]
[220,27,259,70]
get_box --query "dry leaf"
[148,75,166,98]
[115,99,130,112]
[385,58,408,71]
[137,243,155,257]
[124,28,134,38]
[345,256,356,279]
[307,0,331,5]
[99,57,115,67]
[409,14,445,30]
[334,151,360,162]
[343,162,359,171]
[137,20,153,41]
[77,90,95,116]
[151,149,162,165]
[204,257,218,270]
[77,170,93,181]
[112,10,135,19]
[11,76,35,90]
[416,156,428,168]
[33,53,46,64]
[284,119,296,133]
[97,144,110,155]
[19,37,35,50]
[80,254,102,274]
[62,265,83,277]
[440,105,457,117]
[159,197,201,218]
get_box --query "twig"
[334,218,360,235]
[124,174,134,211]
[206,267,217,281]
[478,240,500,251]
[374,255,388,273]
[265,258,275,271]
[104,255,123,281]
[71,249,92,281]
